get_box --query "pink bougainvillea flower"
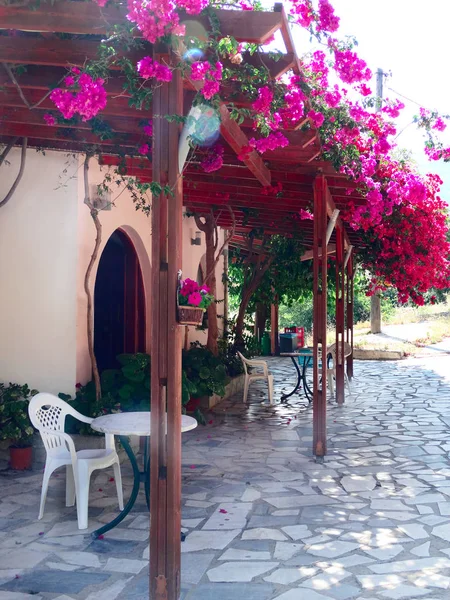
[307,109,325,128]
[109,477,115,482]
[95,0,109,6]
[433,117,447,132]
[219,509,228,514]
[249,132,289,154]
[50,73,107,121]
[98,534,104,540]
[142,119,153,136]
[200,144,224,173]
[299,209,313,220]
[138,144,150,155]
[137,56,172,82]
[189,465,196,469]
[43,113,56,126]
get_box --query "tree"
[229,234,312,341]
[193,208,235,355]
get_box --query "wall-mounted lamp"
[191,230,201,246]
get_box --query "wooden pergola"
[0,3,367,598]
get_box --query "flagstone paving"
[1,354,450,599]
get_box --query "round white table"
[90,412,197,538]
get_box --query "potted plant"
[0,383,38,470]
[178,278,214,326]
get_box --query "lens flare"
[182,47,204,63]
[189,105,220,147]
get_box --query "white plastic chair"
[29,393,123,530]
[237,351,274,404]
[326,342,352,396]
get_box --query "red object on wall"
[284,326,304,348]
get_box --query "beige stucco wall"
[0,149,78,393]
[0,149,226,395]
[76,157,225,381]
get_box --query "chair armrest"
[39,427,78,462]
[247,360,269,375]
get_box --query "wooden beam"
[301,244,336,261]
[335,225,345,406]
[312,174,328,458]
[0,121,141,148]
[219,105,271,186]
[0,106,145,135]
[0,2,126,34]
[270,301,279,355]
[324,178,351,249]
[0,88,145,119]
[346,254,354,380]
[0,36,145,68]
[0,3,282,42]
[150,44,183,600]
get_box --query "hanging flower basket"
[177,276,214,326]
[178,305,205,326]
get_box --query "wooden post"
[150,44,183,600]
[313,175,328,458]
[346,254,354,380]
[270,298,279,355]
[335,225,345,405]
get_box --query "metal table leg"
[281,356,302,402]
[92,435,141,539]
[302,357,313,403]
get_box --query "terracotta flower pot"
[9,446,33,470]
[185,397,201,412]
[178,306,205,326]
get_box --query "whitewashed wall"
[0,149,226,395]
[0,149,78,393]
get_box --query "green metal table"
[90,411,197,539]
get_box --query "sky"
[289,0,450,201]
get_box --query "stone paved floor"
[1,355,450,600]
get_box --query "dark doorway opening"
[94,229,146,373]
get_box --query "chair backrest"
[28,393,92,456]
[237,351,249,374]
[327,342,352,364]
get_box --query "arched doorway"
[94,229,146,373]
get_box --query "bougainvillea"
[46,0,450,304]
[50,71,107,121]
[200,145,224,173]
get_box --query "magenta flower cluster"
[179,278,212,308]
[137,57,172,82]
[200,145,224,173]
[249,132,289,154]
[190,61,223,100]
[50,71,107,121]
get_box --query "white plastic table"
[90,412,197,538]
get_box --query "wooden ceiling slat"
[0,122,141,147]
[0,89,148,119]
[0,106,146,136]
[0,36,146,68]
[0,3,282,43]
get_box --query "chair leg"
[65,464,76,507]
[113,461,124,510]
[38,464,53,520]
[327,370,334,396]
[75,463,91,530]
[243,376,250,403]
[345,373,351,394]
[267,374,274,405]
